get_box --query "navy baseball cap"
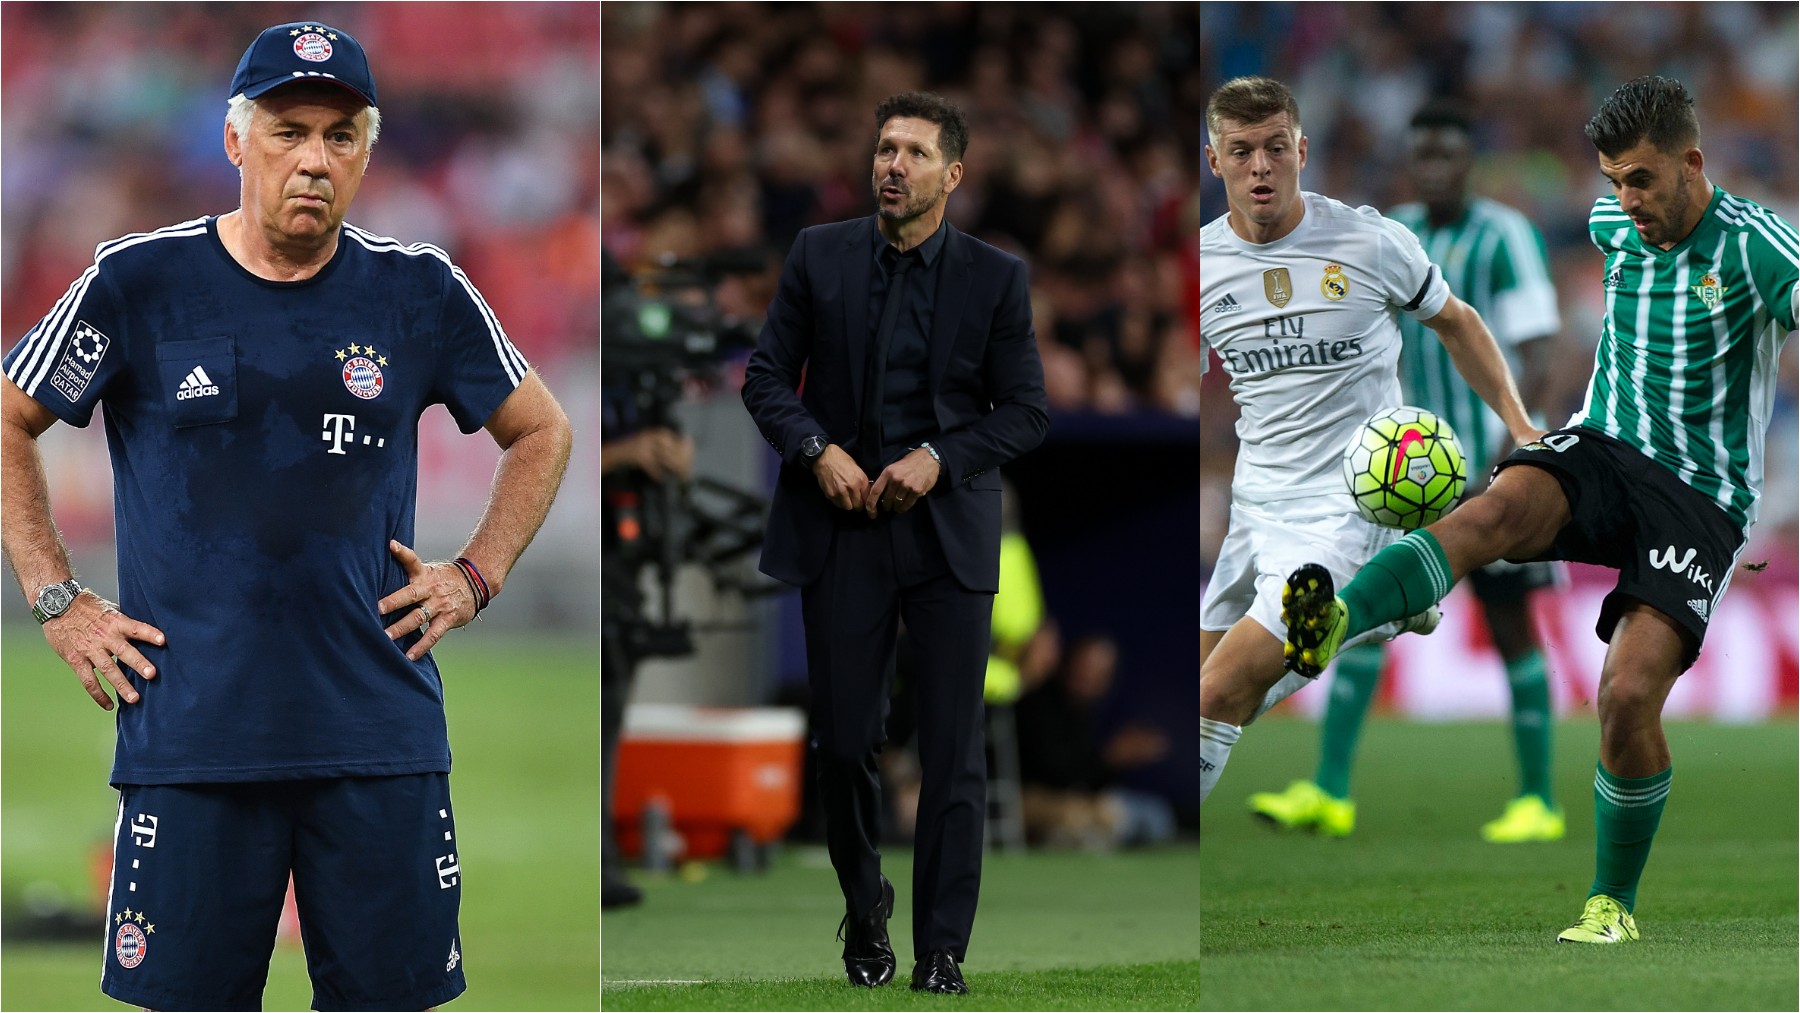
[230,22,377,106]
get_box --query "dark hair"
[1409,99,1473,137]
[1205,76,1301,144]
[874,92,969,164]
[1584,76,1700,157]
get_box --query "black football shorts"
[1495,425,1743,668]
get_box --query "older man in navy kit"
[742,91,1048,995]
[1,21,570,1011]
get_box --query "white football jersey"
[1201,191,1451,503]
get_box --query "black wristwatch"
[801,434,829,466]
[32,579,83,624]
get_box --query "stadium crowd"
[1,4,600,373]
[1201,1,1800,578]
[603,2,1202,415]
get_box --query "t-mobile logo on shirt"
[321,413,386,455]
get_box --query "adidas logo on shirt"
[1210,293,1243,315]
[176,365,220,400]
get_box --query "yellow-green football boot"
[1247,780,1356,837]
[1281,564,1348,678]
[1480,794,1565,843]
[1555,895,1639,944]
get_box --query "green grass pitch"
[1202,716,1798,1011]
[601,845,1201,1010]
[1,631,600,1011]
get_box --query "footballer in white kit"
[1201,190,1450,652]
[1198,76,1538,806]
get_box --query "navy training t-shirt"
[3,216,529,784]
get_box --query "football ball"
[1342,407,1467,529]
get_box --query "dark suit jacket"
[742,217,1049,593]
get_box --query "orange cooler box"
[614,705,806,861]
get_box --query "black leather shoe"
[838,875,895,987]
[910,948,968,994]
[601,878,643,910]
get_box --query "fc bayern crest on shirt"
[334,342,387,400]
[113,907,154,968]
[291,25,337,62]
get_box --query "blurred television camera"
[602,248,774,661]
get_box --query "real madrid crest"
[1321,263,1349,301]
[1262,267,1293,309]
[333,342,388,400]
[1690,271,1727,311]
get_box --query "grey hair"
[226,92,382,151]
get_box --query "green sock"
[1314,643,1383,799]
[1504,652,1553,804]
[1341,530,1455,639]
[1589,762,1672,913]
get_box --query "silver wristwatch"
[32,579,83,624]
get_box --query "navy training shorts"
[100,773,466,1012]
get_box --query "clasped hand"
[811,444,940,517]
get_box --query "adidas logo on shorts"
[176,366,220,400]
[1687,598,1710,620]
[1210,293,1243,315]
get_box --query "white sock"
[1199,715,1241,805]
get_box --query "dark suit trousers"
[800,502,993,961]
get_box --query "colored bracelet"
[455,557,491,612]
[455,559,488,610]
[460,561,489,611]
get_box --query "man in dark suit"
[742,91,1049,995]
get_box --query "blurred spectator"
[1015,635,1176,849]
[603,3,1201,416]
[2,3,599,371]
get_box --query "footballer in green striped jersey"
[1282,76,1797,945]
[1579,180,1795,532]
[1390,104,1561,481]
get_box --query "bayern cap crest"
[293,31,334,63]
[231,22,377,106]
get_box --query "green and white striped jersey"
[1389,198,1560,478]
[1578,186,1799,532]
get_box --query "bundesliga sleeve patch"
[49,321,111,403]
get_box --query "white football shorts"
[1200,494,1409,649]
